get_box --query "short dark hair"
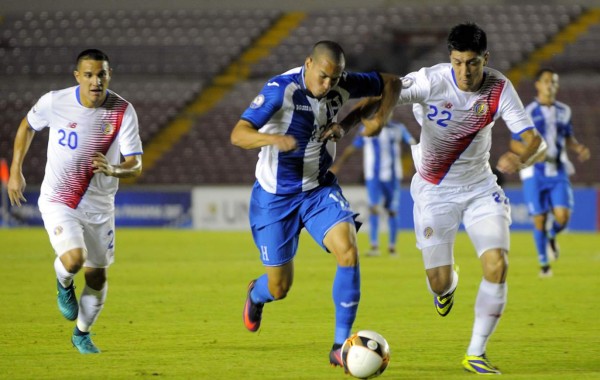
[76,49,110,68]
[447,22,487,56]
[311,40,345,63]
[534,67,556,81]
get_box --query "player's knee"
[482,251,508,283]
[84,268,107,291]
[60,249,86,273]
[336,246,358,266]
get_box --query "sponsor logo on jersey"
[424,226,433,239]
[295,104,312,112]
[472,101,488,115]
[267,81,279,87]
[250,94,265,109]
[102,123,115,135]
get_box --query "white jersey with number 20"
[27,85,143,212]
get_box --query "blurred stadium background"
[1,0,598,230]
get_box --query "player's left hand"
[91,152,116,176]
[319,123,345,142]
[496,151,522,174]
[575,145,590,162]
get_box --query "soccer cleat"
[539,265,553,278]
[547,237,559,262]
[71,333,101,354]
[329,343,343,367]
[388,247,398,258]
[366,247,381,257]
[243,280,264,332]
[434,287,456,317]
[56,279,78,321]
[462,354,501,375]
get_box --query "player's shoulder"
[554,99,571,112]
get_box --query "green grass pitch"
[0,228,599,379]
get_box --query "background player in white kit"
[8,49,143,354]
[345,23,546,374]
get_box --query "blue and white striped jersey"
[517,99,574,179]
[241,66,383,195]
[352,122,415,181]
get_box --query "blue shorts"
[249,181,360,266]
[366,179,400,211]
[523,176,574,216]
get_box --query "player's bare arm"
[8,117,36,207]
[498,128,546,174]
[361,73,401,136]
[566,136,591,162]
[92,153,142,178]
[335,74,401,138]
[231,119,297,152]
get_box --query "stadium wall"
[2,186,598,232]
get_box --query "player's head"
[534,67,559,103]
[74,49,112,108]
[304,40,345,99]
[447,23,489,92]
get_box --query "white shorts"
[411,174,511,267]
[40,201,115,268]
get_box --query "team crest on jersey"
[102,123,115,135]
[472,101,488,115]
[423,227,433,239]
[250,94,265,109]
[54,226,63,236]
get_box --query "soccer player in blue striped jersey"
[331,116,416,256]
[231,40,400,369]
[511,68,590,277]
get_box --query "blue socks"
[250,274,275,304]
[533,228,548,265]
[389,214,398,248]
[369,214,379,248]
[332,265,361,345]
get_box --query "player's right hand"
[273,135,297,152]
[7,171,27,207]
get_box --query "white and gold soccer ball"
[341,330,390,379]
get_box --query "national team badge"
[54,226,63,236]
[424,227,433,239]
[250,94,265,109]
[401,76,414,89]
[472,101,488,115]
[102,123,114,135]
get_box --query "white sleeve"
[498,79,533,134]
[26,92,53,131]
[397,68,431,106]
[118,104,143,156]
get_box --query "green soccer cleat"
[462,354,501,375]
[71,333,101,354]
[434,288,456,317]
[57,279,78,321]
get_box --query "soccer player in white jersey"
[331,115,416,257]
[511,68,590,277]
[344,23,547,374]
[231,40,400,369]
[8,49,143,354]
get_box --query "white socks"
[77,283,108,333]
[54,257,75,288]
[467,278,507,356]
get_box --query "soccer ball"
[341,330,390,379]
